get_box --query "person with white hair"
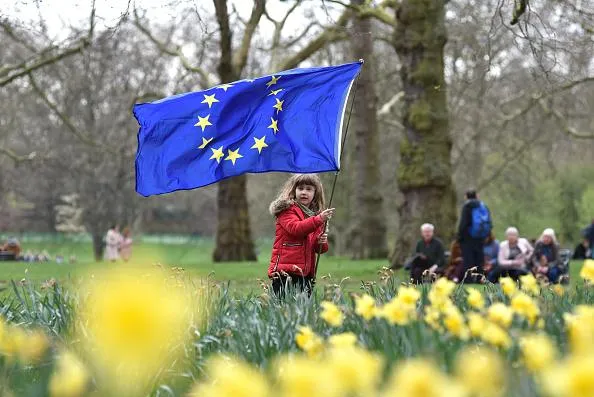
[407,223,446,283]
[531,228,562,283]
[487,227,534,283]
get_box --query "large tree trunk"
[212,0,257,262]
[213,175,257,261]
[92,231,104,262]
[389,0,457,268]
[349,0,388,259]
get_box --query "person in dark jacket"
[583,219,594,259]
[408,223,446,283]
[531,228,562,283]
[457,189,491,283]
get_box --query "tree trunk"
[92,231,104,262]
[389,0,457,268]
[349,0,388,259]
[212,0,258,262]
[213,175,257,261]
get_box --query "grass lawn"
[0,239,585,294]
[0,240,394,293]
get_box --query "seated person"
[483,231,499,274]
[444,240,465,283]
[583,219,594,259]
[488,227,533,282]
[531,228,562,283]
[573,239,590,260]
[408,223,446,283]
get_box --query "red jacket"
[268,199,329,278]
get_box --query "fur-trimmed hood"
[269,199,294,216]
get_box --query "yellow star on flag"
[198,137,213,149]
[217,83,234,91]
[209,146,224,163]
[267,117,279,134]
[224,148,243,165]
[251,136,268,154]
[194,114,212,132]
[266,75,280,87]
[273,98,284,113]
[201,94,219,108]
[268,88,283,96]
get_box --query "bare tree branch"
[538,99,594,139]
[232,0,266,74]
[0,147,37,164]
[133,8,211,88]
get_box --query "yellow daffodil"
[481,321,512,350]
[295,326,323,358]
[552,284,565,297]
[443,305,469,340]
[326,346,384,396]
[383,358,465,397]
[487,303,514,328]
[499,276,517,297]
[49,351,90,397]
[274,355,342,397]
[78,267,191,394]
[320,301,344,327]
[520,273,540,296]
[424,306,443,332]
[467,312,487,338]
[541,354,594,397]
[519,334,556,373]
[189,355,270,397]
[328,332,358,349]
[511,292,540,325]
[397,286,421,307]
[455,346,506,397]
[355,294,377,321]
[428,278,456,309]
[466,287,485,310]
[580,259,594,283]
[564,306,594,355]
[379,297,416,326]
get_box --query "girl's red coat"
[268,200,328,278]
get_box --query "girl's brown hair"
[122,227,131,237]
[275,174,325,212]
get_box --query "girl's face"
[295,184,315,207]
[543,235,552,245]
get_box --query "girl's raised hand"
[318,233,328,244]
[320,208,335,221]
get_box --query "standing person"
[457,189,492,283]
[583,219,594,259]
[104,225,122,262]
[408,223,446,283]
[267,174,334,298]
[120,227,133,262]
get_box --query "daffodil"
[326,345,384,396]
[552,284,565,297]
[564,305,594,355]
[467,312,487,338]
[520,273,540,295]
[320,301,344,327]
[455,346,506,397]
[383,358,465,397]
[78,267,191,394]
[49,351,90,397]
[189,355,270,397]
[499,277,517,297]
[580,259,594,283]
[379,297,416,326]
[428,278,456,309]
[511,292,540,325]
[487,303,514,328]
[274,355,342,397]
[355,294,377,321]
[519,334,556,373]
[397,285,421,307]
[328,332,358,349]
[541,354,594,397]
[295,326,323,357]
[443,305,469,340]
[466,287,485,310]
[481,321,511,349]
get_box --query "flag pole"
[313,59,363,282]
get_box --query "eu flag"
[133,61,362,196]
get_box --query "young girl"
[120,227,133,262]
[268,174,334,297]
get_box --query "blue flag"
[133,61,362,196]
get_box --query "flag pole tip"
[358,58,365,64]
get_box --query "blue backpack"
[469,202,492,239]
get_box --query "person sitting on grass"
[488,227,533,282]
[267,174,334,298]
[483,231,499,274]
[444,240,465,283]
[408,223,446,284]
[531,228,562,283]
[573,238,590,260]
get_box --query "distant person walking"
[120,227,133,262]
[105,225,122,262]
[457,189,492,283]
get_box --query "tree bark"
[349,0,388,259]
[212,0,258,262]
[389,0,457,268]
